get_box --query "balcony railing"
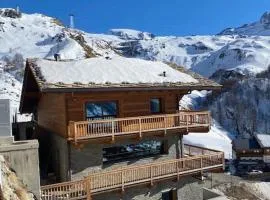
[68,111,210,143]
[41,145,224,200]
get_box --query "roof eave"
[40,85,222,93]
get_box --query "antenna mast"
[69,14,74,29]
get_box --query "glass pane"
[101,102,117,116]
[86,103,103,118]
[86,102,117,118]
[150,98,161,113]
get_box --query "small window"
[150,98,162,114]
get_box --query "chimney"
[163,71,166,77]
[69,14,74,29]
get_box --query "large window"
[103,140,166,163]
[85,101,117,120]
[150,98,162,114]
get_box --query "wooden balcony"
[41,145,224,200]
[68,111,211,144]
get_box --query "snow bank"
[36,56,198,84]
[184,122,233,158]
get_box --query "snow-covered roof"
[26,56,221,91]
[255,133,270,148]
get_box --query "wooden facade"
[36,90,192,140]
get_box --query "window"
[162,189,177,200]
[85,101,117,120]
[150,98,162,114]
[103,140,165,163]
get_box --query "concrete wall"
[0,99,11,137]
[0,137,40,199]
[49,133,69,182]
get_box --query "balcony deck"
[41,145,224,200]
[68,111,211,144]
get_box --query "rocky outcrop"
[0,155,35,200]
[0,8,21,18]
[260,11,270,24]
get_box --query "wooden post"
[73,122,78,145]
[86,177,92,200]
[139,118,142,139]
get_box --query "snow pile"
[184,122,233,158]
[36,56,198,84]
[252,182,270,200]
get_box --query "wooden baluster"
[121,170,125,192]
[139,118,142,139]
[74,123,78,145]
[112,121,115,142]
[150,165,153,186]
[164,116,167,136]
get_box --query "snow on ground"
[36,56,198,84]
[0,9,85,60]
[184,122,233,159]
[252,182,270,200]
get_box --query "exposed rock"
[109,29,155,40]
[0,155,35,200]
[0,8,21,18]
[260,11,270,24]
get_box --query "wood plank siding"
[66,90,185,121]
[37,90,188,138]
[37,93,67,137]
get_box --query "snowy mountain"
[1,8,270,156]
[219,11,270,36]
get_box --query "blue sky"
[1,0,270,36]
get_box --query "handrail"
[68,111,211,142]
[41,146,224,200]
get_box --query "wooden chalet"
[20,56,224,200]
[233,134,270,163]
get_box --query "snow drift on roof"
[255,133,270,148]
[34,56,198,85]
